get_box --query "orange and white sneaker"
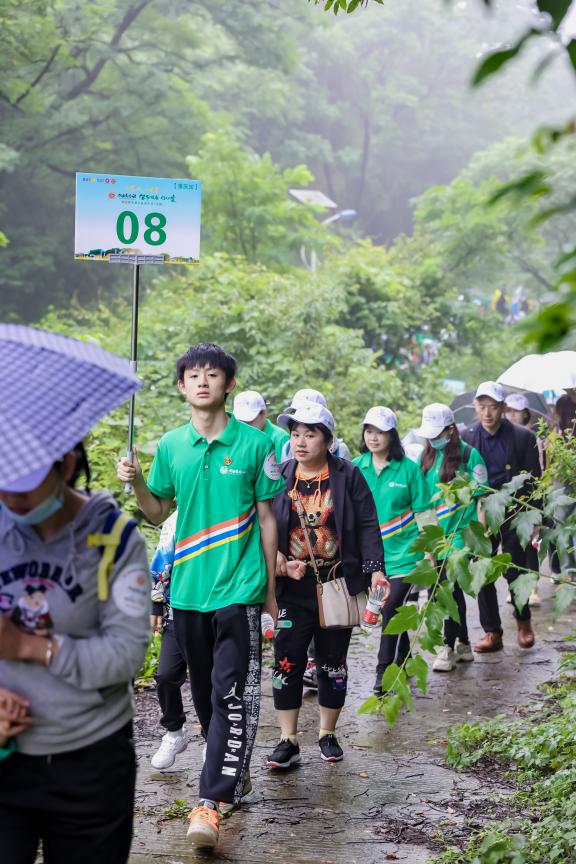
[186,803,220,848]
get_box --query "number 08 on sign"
[74,173,201,265]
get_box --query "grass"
[433,653,576,864]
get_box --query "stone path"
[130,575,572,863]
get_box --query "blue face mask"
[430,436,449,451]
[3,493,64,526]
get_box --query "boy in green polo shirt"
[117,343,284,849]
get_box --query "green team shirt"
[419,441,487,556]
[263,419,289,462]
[147,414,285,612]
[353,453,432,576]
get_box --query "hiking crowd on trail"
[0,336,572,862]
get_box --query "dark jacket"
[273,452,384,596]
[461,417,542,493]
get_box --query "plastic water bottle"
[362,577,388,628]
[261,613,275,640]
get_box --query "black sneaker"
[373,668,384,695]
[266,739,301,769]
[318,734,343,762]
[302,659,318,690]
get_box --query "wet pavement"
[130,575,573,863]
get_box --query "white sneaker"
[151,727,188,769]
[432,646,456,672]
[529,589,541,607]
[454,640,474,663]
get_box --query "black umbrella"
[451,388,552,429]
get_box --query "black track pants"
[273,576,352,710]
[173,604,261,805]
[155,621,187,732]
[376,575,413,674]
[0,724,135,864]
[478,527,531,633]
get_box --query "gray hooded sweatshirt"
[0,491,150,755]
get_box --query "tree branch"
[509,253,554,290]
[15,44,62,106]
[62,0,153,103]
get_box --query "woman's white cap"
[415,403,455,439]
[361,406,397,432]
[290,388,327,409]
[277,402,334,433]
[505,392,529,412]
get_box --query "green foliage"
[462,520,492,557]
[361,432,576,725]
[135,632,161,688]
[436,671,576,864]
[186,132,334,265]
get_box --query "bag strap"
[460,443,472,470]
[291,491,321,583]
[87,509,137,601]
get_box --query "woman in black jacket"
[266,403,388,769]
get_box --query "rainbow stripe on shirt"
[173,508,256,567]
[380,509,415,539]
[435,501,465,521]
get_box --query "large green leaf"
[509,571,539,613]
[381,694,403,726]
[403,559,437,588]
[410,524,445,554]
[552,583,576,619]
[472,31,543,87]
[447,548,472,588]
[483,490,512,533]
[462,557,492,597]
[510,509,542,549]
[358,694,381,715]
[435,582,460,623]
[381,662,402,692]
[405,655,428,694]
[502,473,533,495]
[462,520,492,557]
[543,488,576,518]
[395,673,413,711]
[383,604,420,635]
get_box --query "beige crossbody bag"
[291,490,367,629]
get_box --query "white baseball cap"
[505,392,529,412]
[415,403,455,439]
[233,390,266,422]
[290,388,327,409]
[475,381,505,403]
[361,406,397,433]
[277,403,335,433]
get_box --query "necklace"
[291,465,329,524]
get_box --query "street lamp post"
[289,189,357,273]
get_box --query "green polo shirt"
[353,453,432,576]
[263,419,289,462]
[419,442,487,556]
[147,414,285,611]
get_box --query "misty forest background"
[2,0,576,493]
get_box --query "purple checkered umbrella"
[0,324,141,490]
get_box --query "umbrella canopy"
[498,352,576,392]
[0,324,141,490]
[451,388,551,428]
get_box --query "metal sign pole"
[125,262,140,493]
